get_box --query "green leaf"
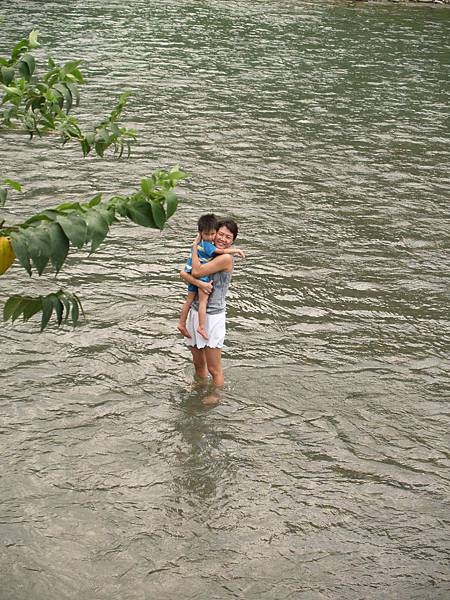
[81,139,90,156]
[118,91,129,105]
[53,82,72,111]
[11,298,28,322]
[18,60,31,81]
[3,290,84,331]
[11,39,29,61]
[21,54,35,76]
[140,178,153,196]
[151,202,166,230]
[73,293,85,318]
[71,68,84,84]
[85,208,110,253]
[3,296,39,323]
[3,296,23,322]
[94,141,105,157]
[62,60,83,75]
[10,230,32,275]
[98,205,115,225]
[4,178,22,191]
[66,82,80,107]
[27,226,51,275]
[35,82,47,93]
[84,132,95,146]
[24,209,58,226]
[169,165,188,183]
[58,294,70,324]
[56,213,87,248]
[47,293,63,325]
[48,222,69,273]
[3,290,84,330]
[96,128,110,144]
[22,298,42,321]
[40,114,55,130]
[110,122,121,137]
[87,194,102,208]
[52,89,64,109]
[126,199,157,228]
[2,85,21,97]
[62,84,72,112]
[165,191,178,219]
[1,66,15,86]
[71,296,80,325]
[41,294,54,331]
[64,122,82,138]
[108,195,128,218]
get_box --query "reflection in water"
[172,393,231,503]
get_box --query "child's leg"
[197,289,209,340]
[177,291,195,337]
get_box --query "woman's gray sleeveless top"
[192,270,233,315]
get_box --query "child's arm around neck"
[214,246,245,259]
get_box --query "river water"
[1,1,449,599]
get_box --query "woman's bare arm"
[179,270,213,294]
[191,240,233,278]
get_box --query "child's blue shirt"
[184,240,216,289]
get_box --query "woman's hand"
[198,280,213,294]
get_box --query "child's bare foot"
[177,324,191,338]
[197,326,208,340]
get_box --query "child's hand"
[193,233,201,245]
[235,248,245,259]
[199,281,213,294]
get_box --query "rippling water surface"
[1,1,449,599]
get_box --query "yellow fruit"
[0,236,15,275]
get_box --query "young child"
[178,213,244,340]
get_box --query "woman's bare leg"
[201,348,223,405]
[205,347,224,387]
[190,347,208,380]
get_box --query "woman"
[179,219,239,389]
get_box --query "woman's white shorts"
[185,308,226,349]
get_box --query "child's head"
[197,213,218,242]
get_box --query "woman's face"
[215,226,234,249]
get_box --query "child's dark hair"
[197,213,218,232]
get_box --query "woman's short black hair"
[217,219,238,240]
[197,213,218,232]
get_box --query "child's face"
[200,229,217,242]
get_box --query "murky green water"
[1,1,449,599]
